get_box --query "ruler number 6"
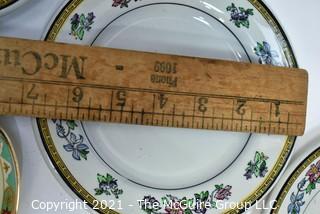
[72,87,83,103]
[198,97,208,113]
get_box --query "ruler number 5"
[116,91,126,107]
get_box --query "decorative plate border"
[271,147,320,213]
[38,0,298,213]
[0,128,20,214]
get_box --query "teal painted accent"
[0,132,17,191]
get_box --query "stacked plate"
[0,129,19,214]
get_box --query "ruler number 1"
[273,101,281,117]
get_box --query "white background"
[0,0,319,213]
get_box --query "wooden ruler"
[0,37,308,136]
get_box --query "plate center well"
[85,3,250,189]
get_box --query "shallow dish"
[37,0,297,213]
[0,128,19,213]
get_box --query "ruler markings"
[0,77,304,105]
[0,100,304,126]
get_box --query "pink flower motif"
[164,200,184,214]
[306,160,320,183]
[112,0,129,8]
[214,185,232,200]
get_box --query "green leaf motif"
[66,120,77,130]
[239,7,245,12]
[242,20,250,28]
[79,150,89,160]
[215,184,223,190]
[247,9,254,15]
[254,151,261,164]
[94,188,103,195]
[79,14,86,25]
[97,173,106,183]
[77,27,85,40]
[185,209,193,214]
[71,23,79,32]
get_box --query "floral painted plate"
[0,129,19,214]
[0,0,29,16]
[263,145,320,214]
[36,0,298,213]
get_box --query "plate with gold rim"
[263,145,320,214]
[0,0,30,16]
[36,0,297,213]
[0,128,19,214]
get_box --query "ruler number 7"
[27,84,39,100]
[236,99,246,115]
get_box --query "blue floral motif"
[244,151,269,180]
[94,173,123,199]
[69,12,96,40]
[254,41,280,65]
[226,3,254,28]
[288,179,306,214]
[53,120,89,161]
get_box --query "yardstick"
[0,37,308,136]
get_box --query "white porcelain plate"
[37,0,298,213]
[264,146,320,214]
[0,0,29,16]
